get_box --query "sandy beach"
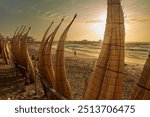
[0,43,144,100]
[63,51,143,100]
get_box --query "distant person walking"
[31,54,35,60]
[74,50,76,56]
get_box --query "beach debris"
[84,0,125,100]
[130,52,150,99]
[55,14,77,99]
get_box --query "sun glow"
[91,13,106,40]
[125,22,130,30]
[92,23,105,37]
[99,13,107,23]
[92,13,130,40]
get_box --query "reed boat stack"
[37,14,77,99]
[11,26,35,84]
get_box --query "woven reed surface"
[55,37,73,100]
[131,53,150,99]
[20,37,28,67]
[37,23,56,91]
[43,20,64,89]
[84,0,125,100]
[55,15,76,99]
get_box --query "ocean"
[61,41,150,64]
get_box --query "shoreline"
[29,43,146,65]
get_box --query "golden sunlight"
[92,23,105,37]
[91,13,106,39]
[125,22,130,30]
[91,13,130,40]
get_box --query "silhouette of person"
[74,50,76,56]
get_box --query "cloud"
[127,18,150,23]
[85,19,102,23]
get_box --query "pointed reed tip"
[61,18,64,21]
[29,27,31,30]
[24,25,27,28]
[74,13,77,17]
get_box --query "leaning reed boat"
[44,18,64,89]
[11,27,18,61]
[21,27,35,83]
[15,26,26,65]
[131,52,150,100]
[38,22,54,68]
[11,26,23,64]
[37,22,54,96]
[5,38,11,60]
[84,0,125,100]
[55,14,77,99]
[1,39,9,64]
[37,22,54,78]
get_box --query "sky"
[0,0,150,42]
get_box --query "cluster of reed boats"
[0,0,149,100]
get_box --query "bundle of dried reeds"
[130,52,150,100]
[37,19,67,99]
[37,14,76,99]
[84,0,125,100]
[20,27,35,83]
[0,37,11,64]
[11,27,18,61]
[11,26,24,64]
[5,38,11,60]
[15,26,26,65]
[44,18,64,89]
[37,22,54,97]
[38,22,54,68]
[11,26,35,83]
[55,14,77,99]
[0,45,1,55]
